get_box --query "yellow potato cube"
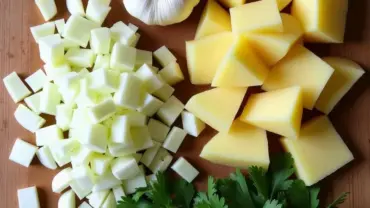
[195,0,231,39]
[185,87,246,132]
[212,35,269,87]
[281,116,354,186]
[315,57,365,114]
[262,45,334,110]
[277,0,292,10]
[239,86,303,138]
[291,0,348,43]
[230,0,282,34]
[200,120,269,169]
[186,32,234,85]
[246,13,303,66]
[217,0,246,8]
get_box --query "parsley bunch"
[117,153,349,208]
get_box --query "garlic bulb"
[123,0,200,26]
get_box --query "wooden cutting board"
[1,0,370,207]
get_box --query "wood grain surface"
[1,0,370,207]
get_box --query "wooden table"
[1,0,370,207]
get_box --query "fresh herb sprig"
[117,153,349,208]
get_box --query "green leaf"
[270,153,294,172]
[263,199,283,208]
[248,166,269,202]
[309,187,320,208]
[327,192,350,208]
[287,180,310,208]
[132,187,152,202]
[270,168,295,199]
[172,179,196,208]
[228,169,256,208]
[195,177,227,208]
[151,171,172,207]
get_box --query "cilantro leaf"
[248,166,269,202]
[270,153,295,199]
[132,187,152,202]
[117,197,152,208]
[263,199,283,208]
[309,187,320,208]
[270,153,294,172]
[287,180,310,208]
[194,177,227,208]
[227,169,256,208]
[327,192,350,208]
[151,171,172,207]
[172,178,196,208]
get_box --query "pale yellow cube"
[3,72,31,103]
[158,62,184,86]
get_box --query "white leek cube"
[110,22,136,46]
[93,54,111,70]
[131,126,154,151]
[17,186,40,208]
[111,157,140,180]
[88,190,109,208]
[89,68,119,93]
[91,153,113,175]
[128,23,138,33]
[70,146,94,167]
[154,46,177,67]
[171,157,199,183]
[3,72,31,103]
[14,104,45,133]
[123,174,147,195]
[120,110,148,126]
[24,92,42,115]
[159,62,184,85]
[111,115,133,145]
[70,108,93,128]
[43,62,71,81]
[163,127,187,153]
[114,73,143,109]
[35,0,57,21]
[80,124,108,153]
[133,153,142,163]
[148,148,173,174]
[50,139,80,166]
[35,124,63,146]
[9,138,38,167]
[54,19,65,35]
[52,167,72,193]
[157,96,184,126]
[39,34,64,66]
[71,165,96,192]
[25,69,48,92]
[79,202,93,208]
[64,15,98,47]
[135,64,157,80]
[108,142,136,157]
[181,111,206,137]
[130,33,140,47]
[39,82,61,115]
[90,27,111,54]
[153,83,174,102]
[101,192,116,208]
[65,48,96,68]
[75,79,99,108]
[86,0,111,25]
[140,140,161,167]
[58,190,75,208]
[88,98,116,123]
[56,104,74,131]
[66,0,85,16]
[55,72,81,91]
[70,179,92,199]
[110,43,136,72]
[148,119,170,142]
[63,38,80,49]
[137,93,164,117]
[135,49,152,68]
[93,171,121,192]
[30,22,55,43]
[59,85,79,106]
[136,64,165,93]
[112,185,125,202]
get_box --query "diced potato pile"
[4,1,203,207]
[185,0,362,186]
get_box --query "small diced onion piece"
[56,104,74,131]
[24,92,42,115]
[65,48,96,68]
[90,27,111,54]
[86,0,111,26]
[123,174,147,195]
[93,54,111,70]
[111,115,133,145]
[135,49,153,68]
[158,62,184,85]
[66,0,85,16]
[52,167,72,193]
[113,73,143,109]
[137,93,164,117]
[43,63,71,81]
[112,185,125,202]
[110,22,136,46]
[35,124,63,146]
[35,0,57,21]
[148,118,170,142]
[157,96,184,126]
[38,34,64,66]
[154,46,177,67]
[14,104,46,133]
[110,43,137,72]
[131,126,154,151]
[30,22,55,43]
[3,72,31,103]
[171,157,199,183]
[71,165,96,192]
[39,82,61,115]
[64,15,98,48]
[58,190,75,208]
[163,127,187,153]
[153,83,175,102]
[89,68,119,93]
[90,153,113,175]
[54,19,65,35]
[140,140,161,167]
[148,148,173,173]
[88,98,116,124]
[25,69,48,93]
[93,171,121,192]
[79,202,93,208]
[9,138,38,167]
[88,190,110,208]
[80,124,108,153]
[111,156,140,180]
[181,111,206,137]
[17,186,40,208]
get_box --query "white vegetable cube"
[123,174,147,195]
[56,104,74,131]
[66,0,85,16]
[91,154,113,175]
[65,48,96,68]
[137,93,164,117]
[140,140,161,167]
[157,96,184,126]
[17,186,40,208]
[148,148,173,173]
[163,127,187,153]
[93,171,121,192]
[70,179,92,199]
[58,190,75,208]
[14,104,46,133]
[3,72,31,103]
[90,28,111,54]
[101,192,116,208]
[112,186,125,202]
[154,46,177,67]
[24,92,41,115]
[70,146,94,167]
[88,99,116,123]
[44,63,71,81]
[108,142,136,157]
[131,126,154,151]
[35,0,57,21]
[133,153,143,163]
[136,49,153,68]
[86,0,111,25]
[122,110,148,126]
[50,139,80,166]
[75,79,99,108]
[136,64,165,93]
[88,190,109,208]
[148,119,170,142]
[36,146,57,169]
[110,43,137,72]
[135,64,157,80]
[30,22,55,43]
[35,124,63,146]
[25,69,48,92]
[130,33,140,47]
[113,73,143,109]
[39,34,64,66]
[111,157,140,180]
[39,82,61,115]
[111,115,133,146]
[80,124,108,153]
[9,138,38,167]
[55,72,81,91]
[171,157,199,183]
[93,54,111,70]
[71,165,96,192]
[153,83,175,102]
[159,62,184,85]
[128,23,138,33]
[70,108,93,128]
[181,111,206,137]
[52,167,72,193]
[64,15,98,47]
[89,68,119,93]
[54,19,65,35]
[79,202,93,208]
[63,38,80,49]
[110,21,136,46]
